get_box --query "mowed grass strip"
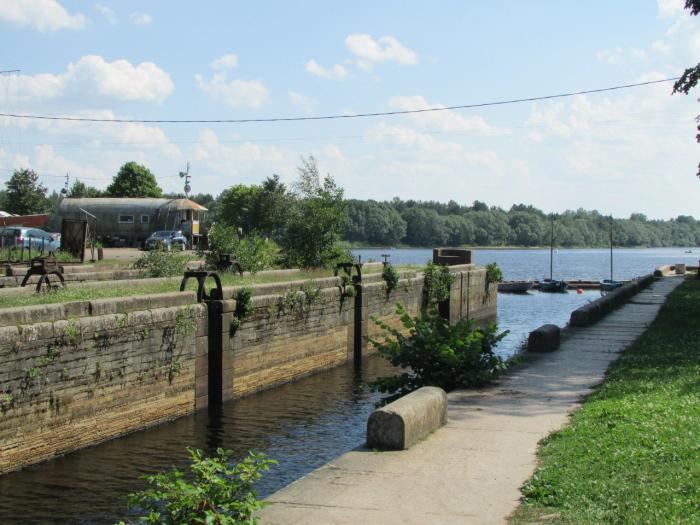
[510,278,700,525]
[0,264,420,309]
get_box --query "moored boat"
[498,280,534,293]
[600,279,623,292]
[538,278,568,293]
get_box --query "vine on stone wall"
[423,262,455,305]
[230,288,254,336]
[382,264,400,296]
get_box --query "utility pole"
[179,162,191,197]
[60,173,69,195]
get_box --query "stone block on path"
[527,324,561,352]
[367,386,447,450]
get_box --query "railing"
[0,234,51,263]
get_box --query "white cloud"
[129,12,152,25]
[193,129,298,182]
[657,0,684,18]
[596,47,648,64]
[0,0,86,32]
[287,91,319,113]
[94,4,117,26]
[195,73,268,108]
[388,95,495,132]
[305,59,348,80]
[0,55,173,104]
[210,54,238,70]
[345,34,418,66]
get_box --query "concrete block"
[570,303,601,327]
[366,386,447,450]
[433,248,472,265]
[527,324,560,352]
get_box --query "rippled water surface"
[0,357,395,524]
[0,247,692,524]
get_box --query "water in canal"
[0,247,693,524]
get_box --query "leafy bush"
[205,224,277,273]
[133,249,191,278]
[117,447,276,525]
[485,262,503,283]
[423,262,455,305]
[53,250,77,263]
[369,303,507,405]
[381,263,400,295]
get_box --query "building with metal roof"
[48,198,208,247]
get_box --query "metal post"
[28,236,32,261]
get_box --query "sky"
[0,0,698,220]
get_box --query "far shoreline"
[346,245,698,251]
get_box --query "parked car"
[0,227,60,254]
[143,230,187,251]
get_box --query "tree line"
[3,162,699,251]
[342,200,700,248]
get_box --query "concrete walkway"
[258,277,683,525]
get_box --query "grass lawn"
[0,264,420,309]
[510,278,700,524]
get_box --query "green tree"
[106,162,162,198]
[68,180,102,198]
[280,155,348,268]
[217,184,261,234]
[4,169,50,215]
[672,0,700,178]
[343,200,406,246]
[215,176,291,240]
[256,175,293,240]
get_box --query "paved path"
[258,277,683,525]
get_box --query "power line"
[0,77,680,125]
[0,113,689,150]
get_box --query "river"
[0,247,693,524]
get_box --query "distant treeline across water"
[342,199,699,248]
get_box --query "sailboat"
[539,215,568,293]
[600,215,623,292]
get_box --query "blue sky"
[0,0,698,219]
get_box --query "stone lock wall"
[224,283,354,400]
[0,255,497,473]
[0,292,207,474]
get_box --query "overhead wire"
[0,77,680,124]
[0,113,690,150]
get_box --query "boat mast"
[610,215,613,281]
[550,215,554,280]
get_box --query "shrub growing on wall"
[369,303,507,405]
[204,224,277,273]
[133,249,192,278]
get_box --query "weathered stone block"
[527,324,560,352]
[64,301,90,319]
[366,386,447,450]
[570,303,601,327]
[89,299,118,317]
